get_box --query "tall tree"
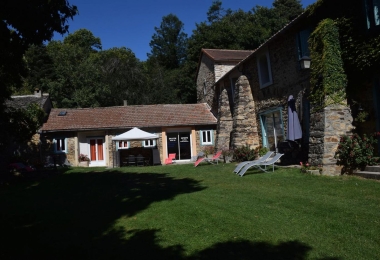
[0,0,77,105]
[0,0,77,154]
[95,47,145,106]
[148,14,188,69]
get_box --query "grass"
[0,163,379,259]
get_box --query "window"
[257,50,273,88]
[227,77,238,114]
[296,29,311,60]
[54,138,67,153]
[117,141,130,149]
[259,109,284,151]
[143,139,156,147]
[200,130,213,145]
[365,0,380,31]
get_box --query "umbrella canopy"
[286,95,302,141]
[112,127,158,141]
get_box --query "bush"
[255,146,269,157]
[233,144,257,162]
[334,133,379,172]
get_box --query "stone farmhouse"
[40,103,217,167]
[196,0,380,175]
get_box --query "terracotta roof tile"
[41,103,217,132]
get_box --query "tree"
[0,0,77,155]
[44,30,104,108]
[95,47,146,106]
[0,0,77,105]
[148,14,188,69]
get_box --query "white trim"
[53,137,67,153]
[257,49,273,88]
[200,130,213,145]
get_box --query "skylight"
[58,111,67,116]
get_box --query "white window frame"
[143,139,156,148]
[53,138,67,153]
[200,130,213,145]
[257,49,273,88]
[117,141,130,150]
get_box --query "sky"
[53,0,317,61]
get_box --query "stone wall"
[215,63,236,82]
[215,86,233,151]
[231,75,259,149]
[196,55,215,106]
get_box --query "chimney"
[34,88,42,97]
[123,100,128,106]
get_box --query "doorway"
[166,132,191,161]
[88,137,105,166]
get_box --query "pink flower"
[306,163,309,167]
[300,162,303,166]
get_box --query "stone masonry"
[231,75,259,149]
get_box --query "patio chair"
[194,150,222,167]
[238,153,283,177]
[128,155,136,166]
[233,151,274,174]
[165,153,176,165]
[136,154,144,166]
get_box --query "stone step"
[354,171,380,180]
[364,165,380,172]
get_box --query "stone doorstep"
[363,165,380,172]
[353,171,380,180]
[354,165,380,180]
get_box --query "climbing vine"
[308,18,347,108]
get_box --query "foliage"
[309,18,347,108]
[6,103,46,142]
[299,161,322,173]
[334,133,379,172]
[233,144,257,162]
[255,146,269,157]
[0,0,77,105]
[78,154,90,162]
[148,14,188,70]
[202,146,215,157]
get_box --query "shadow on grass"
[0,170,203,258]
[0,169,340,259]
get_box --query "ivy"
[308,18,347,108]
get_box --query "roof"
[41,103,217,132]
[5,94,50,110]
[202,49,254,62]
[214,11,308,86]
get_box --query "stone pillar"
[216,86,233,151]
[309,103,354,175]
[323,104,354,175]
[231,76,259,149]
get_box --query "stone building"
[40,103,217,167]
[196,0,379,175]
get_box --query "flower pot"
[306,169,320,175]
[79,161,89,167]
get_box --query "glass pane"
[374,0,380,25]
[263,111,284,151]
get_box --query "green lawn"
[1,163,379,259]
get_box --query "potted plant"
[78,154,90,167]
[221,147,234,163]
[300,162,322,175]
[203,146,215,158]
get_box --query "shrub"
[202,146,215,157]
[334,133,379,172]
[255,146,269,157]
[233,144,257,162]
[300,162,322,174]
[78,154,90,162]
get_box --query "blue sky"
[53,0,317,61]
